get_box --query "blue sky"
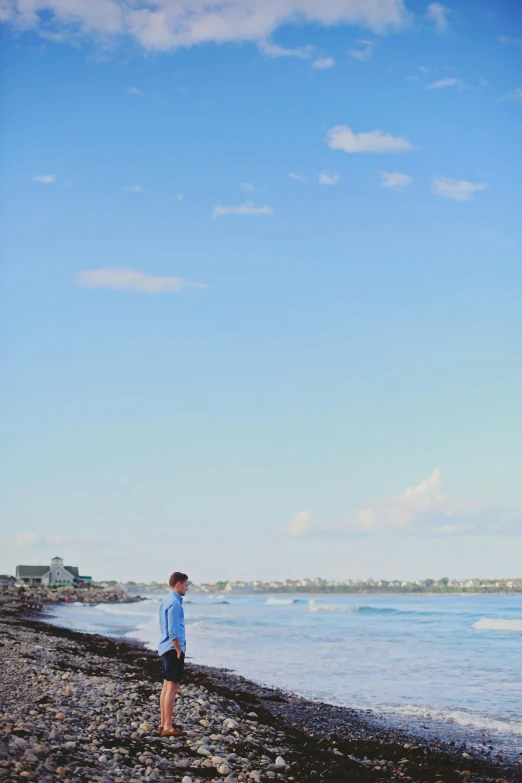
[1,0,521,583]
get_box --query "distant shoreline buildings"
[123,576,522,595]
[200,577,522,594]
[6,562,521,594]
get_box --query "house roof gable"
[16,566,49,577]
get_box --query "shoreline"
[44,600,521,759]
[1,603,520,783]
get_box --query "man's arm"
[167,600,183,658]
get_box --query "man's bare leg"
[163,681,179,732]
[160,680,168,729]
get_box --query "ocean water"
[45,593,522,757]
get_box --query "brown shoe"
[157,725,163,734]
[162,728,184,737]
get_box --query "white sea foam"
[383,703,522,736]
[126,616,158,650]
[308,600,355,613]
[93,601,159,617]
[265,598,298,605]
[472,617,522,632]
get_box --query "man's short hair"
[169,571,188,588]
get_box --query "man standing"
[158,571,188,737]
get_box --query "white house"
[16,556,92,586]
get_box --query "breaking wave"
[472,617,522,632]
[265,597,300,605]
[383,703,522,736]
[308,600,356,613]
[308,601,407,614]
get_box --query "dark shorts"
[161,649,185,682]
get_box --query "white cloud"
[319,170,341,185]
[258,40,315,59]
[426,3,450,34]
[13,533,108,547]
[497,36,522,46]
[126,86,146,97]
[428,77,465,89]
[285,510,312,536]
[239,182,256,192]
[500,87,522,102]
[380,170,412,190]
[331,469,522,536]
[75,267,207,294]
[347,39,375,61]
[311,56,335,69]
[1,1,409,50]
[167,192,184,201]
[431,177,487,201]
[15,533,39,547]
[212,201,274,217]
[288,172,305,181]
[339,470,447,533]
[327,125,414,154]
[33,174,56,183]
[418,65,431,73]
[123,184,147,193]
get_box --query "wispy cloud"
[497,36,522,46]
[426,3,450,34]
[258,40,315,59]
[1,1,409,50]
[330,469,522,537]
[123,184,147,193]
[288,470,522,538]
[212,201,274,217]
[431,177,487,201]
[288,172,305,182]
[319,170,341,185]
[428,77,465,89]
[327,125,414,154]
[500,87,522,102]
[75,267,207,294]
[347,39,375,61]
[311,56,335,70]
[418,65,431,74]
[13,532,108,548]
[33,174,56,184]
[167,192,184,201]
[380,171,412,190]
[126,86,146,97]
[239,182,256,192]
[285,510,312,536]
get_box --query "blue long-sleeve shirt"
[158,591,186,657]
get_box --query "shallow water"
[46,592,522,757]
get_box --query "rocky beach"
[1,590,521,783]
